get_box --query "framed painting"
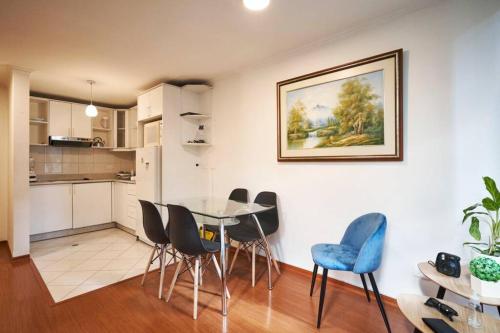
[277,49,403,162]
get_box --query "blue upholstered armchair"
[310,213,390,332]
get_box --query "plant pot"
[470,254,500,298]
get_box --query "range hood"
[49,136,93,148]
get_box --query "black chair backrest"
[229,188,248,203]
[139,200,169,245]
[254,191,279,234]
[167,204,206,256]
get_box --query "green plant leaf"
[483,176,500,203]
[482,197,497,211]
[463,242,488,245]
[462,211,488,223]
[469,217,481,240]
[463,203,480,214]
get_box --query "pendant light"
[243,0,270,11]
[85,80,98,117]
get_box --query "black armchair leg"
[360,274,371,302]
[368,273,391,333]
[317,268,328,328]
[310,264,318,296]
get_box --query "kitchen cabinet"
[73,182,112,228]
[137,85,163,122]
[112,182,137,230]
[48,101,72,137]
[126,107,138,148]
[48,101,91,138]
[71,103,92,138]
[30,184,73,235]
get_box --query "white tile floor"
[31,228,162,302]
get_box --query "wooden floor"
[0,242,414,332]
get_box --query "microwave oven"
[143,120,162,147]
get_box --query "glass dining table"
[156,197,276,316]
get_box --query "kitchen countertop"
[30,178,135,186]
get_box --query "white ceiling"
[0,0,439,106]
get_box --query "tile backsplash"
[30,146,135,176]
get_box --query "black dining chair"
[165,204,230,320]
[138,200,175,300]
[203,188,248,240]
[227,191,281,287]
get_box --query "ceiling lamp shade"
[85,104,98,117]
[243,0,270,11]
[85,80,98,118]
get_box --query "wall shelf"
[182,142,211,147]
[30,119,48,125]
[29,98,49,145]
[92,127,112,132]
[180,113,210,120]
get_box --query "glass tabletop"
[155,197,274,221]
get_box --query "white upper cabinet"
[126,106,138,148]
[48,101,92,138]
[137,85,164,122]
[48,101,72,137]
[71,103,92,138]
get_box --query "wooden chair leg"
[360,274,371,302]
[368,273,391,333]
[193,256,200,320]
[317,268,328,328]
[310,264,318,296]
[158,245,167,299]
[228,242,241,275]
[166,258,183,302]
[251,243,256,287]
[141,245,156,286]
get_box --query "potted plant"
[462,176,500,297]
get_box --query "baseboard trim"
[30,223,116,242]
[228,246,396,306]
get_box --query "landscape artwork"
[277,49,403,161]
[286,70,384,150]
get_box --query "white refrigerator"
[135,146,162,244]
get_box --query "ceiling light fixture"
[85,80,98,118]
[243,0,270,11]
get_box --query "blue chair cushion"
[311,243,359,271]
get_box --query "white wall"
[0,81,8,241]
[209,0,500,300]
[8,68,31,257]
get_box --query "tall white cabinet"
[161,84,211,210]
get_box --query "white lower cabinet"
[73,182,112,228]
[30,184,73,235]
[112,182,137,231]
